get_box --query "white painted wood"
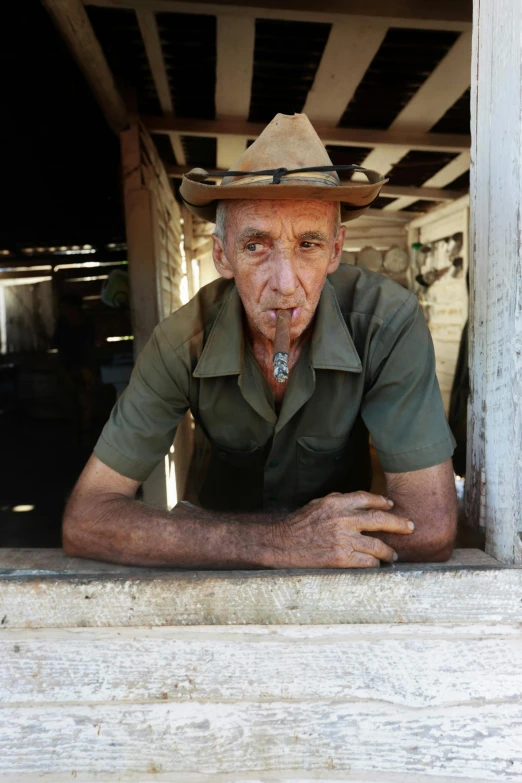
[303,23,386,125]
[358,32,471,181]
[2,623,521,707]
[42,0,128,133]
[83,0,473,32]
[467,0,522,564]
[0,773,509,783]
[1,624,521,779]
[146,116,470,153]
[1,549,520,629]
[1,699,521,777]
[215,15,254,168]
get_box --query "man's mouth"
[267,307,301,322]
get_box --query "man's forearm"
[63,496,286,568]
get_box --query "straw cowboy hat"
[180,113,388,224]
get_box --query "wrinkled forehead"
[222,198,340,237]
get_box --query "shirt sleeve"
[93,323,190,481]
[361,293,456,473]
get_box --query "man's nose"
[270,250,298,297]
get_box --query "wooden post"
[181,205,195,300]
[121,121,167,508]
[467,0,522,563]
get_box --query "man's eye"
[301,241,316,249]
[246,242,262,252]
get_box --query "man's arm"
[374,459,457,562]
[63,455,415,569]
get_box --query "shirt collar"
[193,277,362,378]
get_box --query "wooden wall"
[1,547,521,781]
[121,121,189,507]
[0,280,54,354]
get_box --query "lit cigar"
[273,309,292,383]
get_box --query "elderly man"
[64,114,457,568]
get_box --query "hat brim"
[180,168,389,223]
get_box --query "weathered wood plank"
[0,773,506,783]
[1,624,521,708]
[0,546,498,574]
[467,0,522,564]
[1,700,520,777]
[0,549,520,628]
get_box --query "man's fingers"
[331,491,395,512]
[354,534,397,563]
[354,510,415,535]
[348,552,380,568]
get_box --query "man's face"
[212,199,345,342]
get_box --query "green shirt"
[94,265,455,511]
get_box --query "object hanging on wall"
[357,246,383,272]
[101,270,129,309]
[383,246,409,274]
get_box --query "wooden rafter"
[303,23,387,125]
[144,116,469,153]
[215,15,255,169]
[42,0,128,134]
[358,31,472,183]
[83,0,472,32]
[383,151,471,211]
[136,11,186,165]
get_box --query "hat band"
[225,171,340,187]
[201,164,372,186]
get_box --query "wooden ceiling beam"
[135,11,186,165]
[43,0,128,134]
[145,117,470,153]
[303,23,387,125]
[215,15,255,169]
[382,151,471,211]
[358,31,472,178]
[83,1,472,32]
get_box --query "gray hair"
[213,201,342,247]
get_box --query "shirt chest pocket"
[296,434,365,506]
[199,439,268,512]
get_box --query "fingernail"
[408,521,415,530]
[393,552,399,561]
[388,499,394,507]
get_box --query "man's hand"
[272,491,414,568]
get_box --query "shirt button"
[269,460,279,468]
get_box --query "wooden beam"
[383,151,470,211]
[467,0,522,564]
[147,116,470,153]
[215,15,255,168]
[135,11,186,165]
[84,0,473,32]
[42,0,128,134]
[359,31,472,177]
[303,23,387,125]
[181,205,195,299]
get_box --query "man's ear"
[327,224,346,274]
[212,234,234,279]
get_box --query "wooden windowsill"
[1,547,521,628]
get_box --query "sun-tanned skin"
[63,199,457,568]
